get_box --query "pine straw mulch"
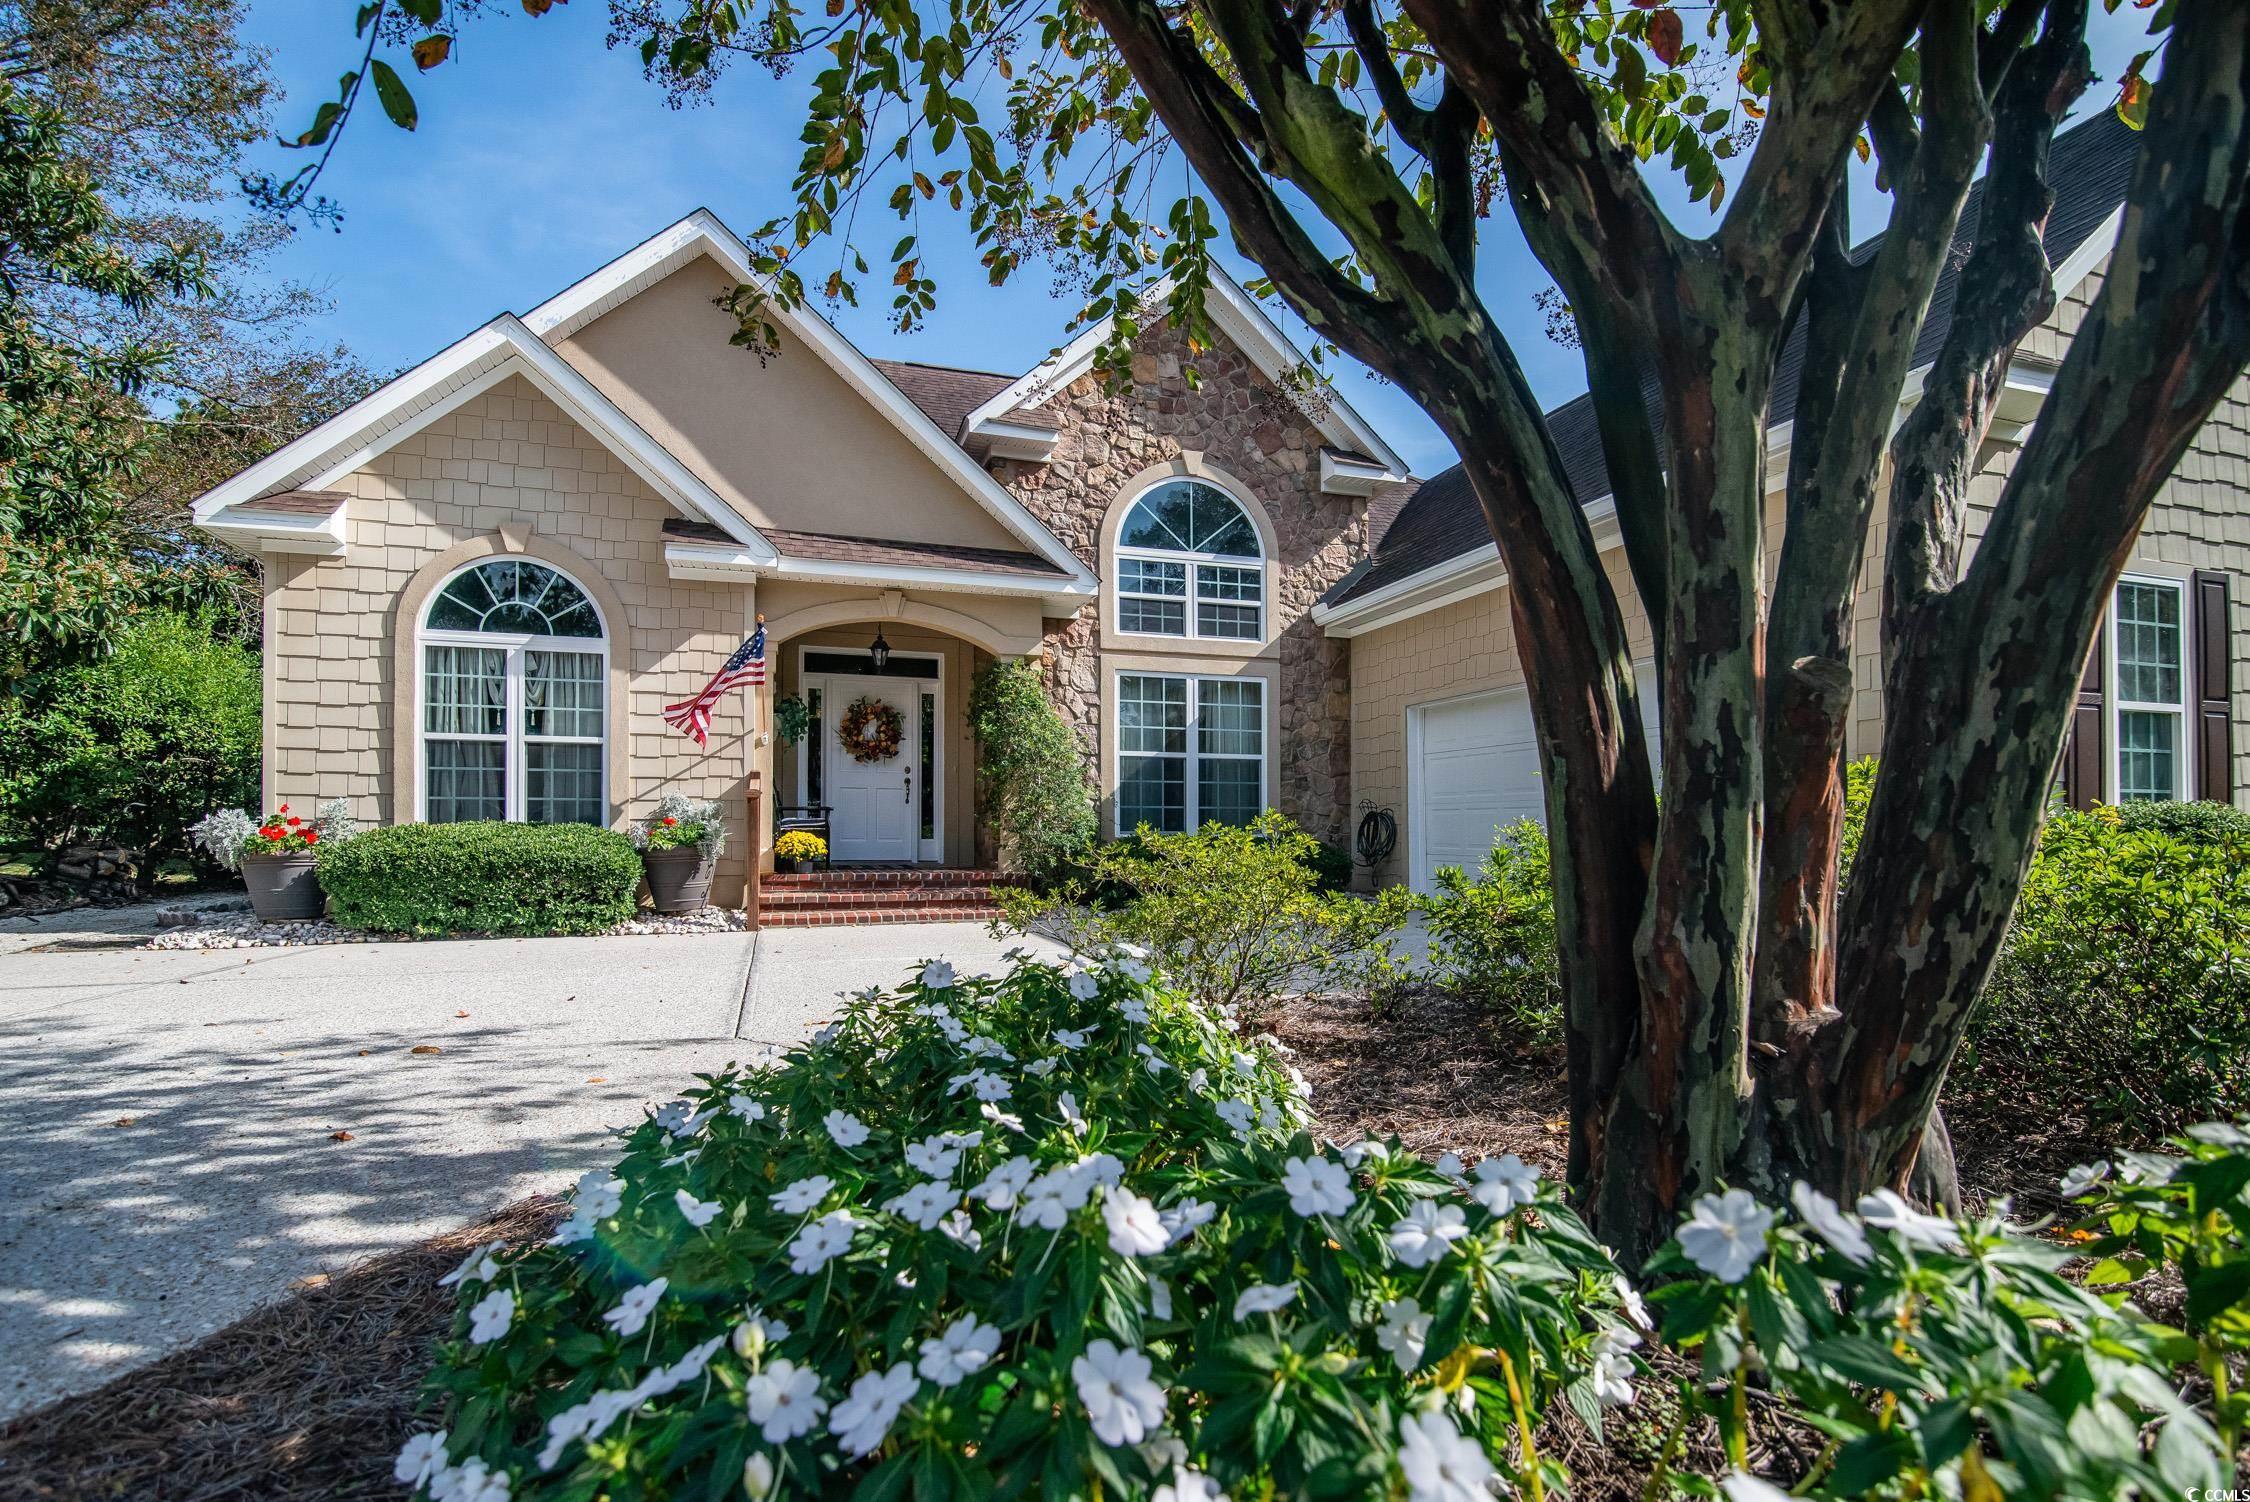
[0,990,2151,1502]
[0,1198,562,1502]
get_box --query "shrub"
[2110,796,2250,843]
[1964,807,2249,1138]
[966,659,1096,880]
[318,821,642,936]
[0,611,259,868]
[400,949,1634,1501]
[1417,820,1561,1044]
[997,811,1416,1015]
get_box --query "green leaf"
[370,59,419,131]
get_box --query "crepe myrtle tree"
[290,0,2246,1258]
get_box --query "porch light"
[868,629,891,673]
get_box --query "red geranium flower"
[286,816,300,827]
[304,829,319,845]
[662,816,678,827]
[278,803,290,814]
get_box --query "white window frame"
[415,560,610,825]
[2106,572,2192,803]
[1112,482,1267,645]
[1111,669,1270,834]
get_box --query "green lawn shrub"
[996,811,1415,1015]
[318,821,642,936]
[0,610,259,869]
[967,659,1096,881]
[1416,819,1561,1045]
[1964,806,2249,1137]
[2109,796,2250,843]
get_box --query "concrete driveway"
[0,907,1049,1418]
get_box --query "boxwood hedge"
[319,821,643,936]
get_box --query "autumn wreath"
[838,694,905,764]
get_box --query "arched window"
[419,559,607,826]
[1114,479,1265,641]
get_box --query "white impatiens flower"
[728,1094,768,1122]
[885,1180,961,1231]
[1153,1466,1228,1502]
[730,1307,791,1356]
[439,1241,505,1288]
[1214,1099,1256,1140]
[1117,996,1150,1025]
[466,1287,516,1344]
[1612,1274,1652,1333]
[2187,1122,2250,1148]
[1469,1154,1540,1216]
[962,1034,1013,1061]
[1375,1297,1432,1373]
[1135,1042,1169,1076]
[770,1175,834,1215]
[824,1109,871,1148]
[429,1456,513,1502]
[675,1189,723,1229]
[742,1453,777,1500]
[906,1133,969,1178]
[1232,1281,1299,1321]
[1025,1056,1061,1078]
[1719,1473,1796,1502]
[1110,953,1153,984]
[921,959,958,990]
[1590,1327,1639,1408]
[1072,1339,1166,1447]
[1103,1186,1171,1257]
[651,1099,711,1136]
[1678,1190,1778,1283]
[1160,1198,1217,1242]
[395,1430,449,1486]
[1434,1151,1466,1182]
[745,1358,828,1444]
[981,1101,1026,1134]
[918,1312,1002,1385]
[575,1171,626,1220]
[1148,1276,1174,1320]
[1059,1091,1089,1132]
[2059,1160,2111,1199]
[1388,1201,1470,1269]
[1280,1155,1355,1217]
[1856,1189,1962,1252]
[968,1156,1037,1210]
[1054,1026,1096,1051]
[602,1277,668,1339]
[934,1013,971,1045]
[1067,970,1102,1002]
[1336,1138,1379,1170]
[830,1361,918,1457]
[788,1212,859,1274]
[1790,1183,1872,1264]
[939,1209,981,1249]
[1396,1408,1494,1502]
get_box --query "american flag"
[663,622,766,746]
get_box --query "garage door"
[1408,667,1658,892]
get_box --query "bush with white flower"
[399,950,1634,1500]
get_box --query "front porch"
[754,866,1019,926]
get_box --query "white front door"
[823,675,922,863]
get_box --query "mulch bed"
[0,1199,561,1502]
[0,990,2147,1501]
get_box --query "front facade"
[196,114,2250,910]
[194,212,1409,905]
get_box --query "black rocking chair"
[773,802,834,869]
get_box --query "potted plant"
[190,799,352,921]
[773,829,827,873]
[631,795,728,914]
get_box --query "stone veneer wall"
[264,374,758,900]
[997,321,1369,842]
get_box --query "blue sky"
[244,6,2162,478]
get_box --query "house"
[192,110,2245,918]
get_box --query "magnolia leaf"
[370,59,419,131]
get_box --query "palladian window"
[1114,480,1265,642]
[419,559,606,826]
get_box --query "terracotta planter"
[644,847,714,914]
[241,851,324,922]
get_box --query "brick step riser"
[759,890,1001,911]
[763,871,1019,890]
[761,907,1004,928]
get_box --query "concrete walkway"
[0,905,1050,1418]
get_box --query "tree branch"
[1341,0,1477,274]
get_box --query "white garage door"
[1408,667,1658,892]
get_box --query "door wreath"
[838,695,905,763]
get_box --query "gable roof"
[955,263,1414,479]
[869,360,1019,440]
[517,211,1097,592]
[1325,108,2139,614]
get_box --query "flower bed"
[400,952,2244,1501]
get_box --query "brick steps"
[757,867,1013,926]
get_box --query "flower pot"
[643,847,714,914]
[241,851,324,922]
[789,858,817,875]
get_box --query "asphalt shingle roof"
[1331,109,2138,608]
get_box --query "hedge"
[318,821,642,936]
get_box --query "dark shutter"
[2190,569,2234,802]
[2061,624,2105,810]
